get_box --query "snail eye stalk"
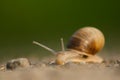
[60,38,65,52]
[33,41,56,55]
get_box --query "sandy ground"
[0,55,120,80]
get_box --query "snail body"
[33,27,105,65]
[56,49,103,65]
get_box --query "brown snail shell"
[67,27,105,55]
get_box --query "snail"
[33,27,105,65]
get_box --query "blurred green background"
[0,0,120,61]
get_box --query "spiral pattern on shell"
[67,27,105,55]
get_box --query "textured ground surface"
[0,56,120,80]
